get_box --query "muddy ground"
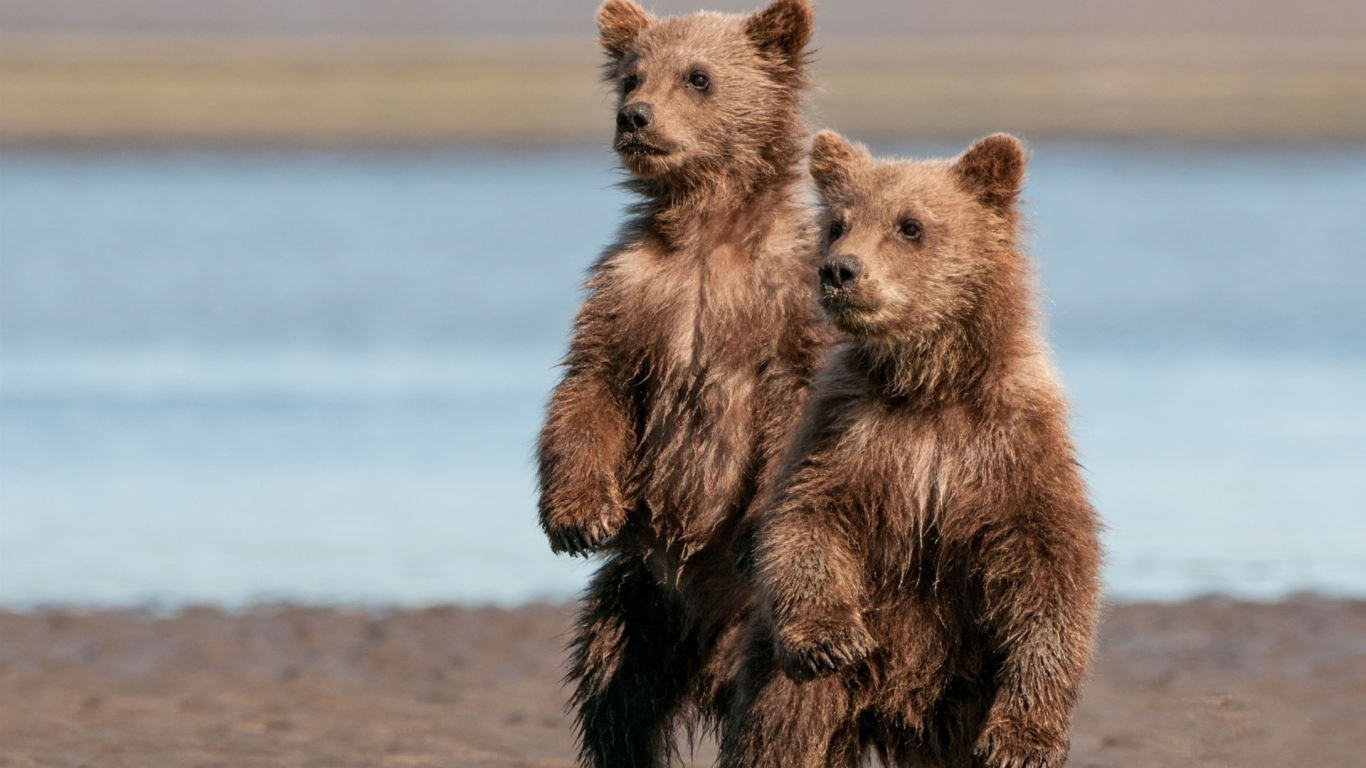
[2,596,1363,767]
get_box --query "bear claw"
[777,620,875,682]
[545,509,624,557]
[972,719,1069,768]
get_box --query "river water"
[2,145,1363,606]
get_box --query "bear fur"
[535,1,829,765]
[721,132,1103,768]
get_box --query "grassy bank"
[2,35,1364,147]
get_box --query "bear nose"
[617,102,653,133]
[819,255,863,289]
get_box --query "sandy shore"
[3,36,1364,147]
[2,596,1363,767]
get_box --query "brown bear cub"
[536,1,829,765]
[722,133,1103,768]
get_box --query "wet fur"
[722,133,1103,768]
[535,1,829,765]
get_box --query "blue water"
[1,146,1363,606]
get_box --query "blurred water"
[1,146,1363,606]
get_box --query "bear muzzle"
[819,254,863,290]
[613,102,671,158]
[616,102,653,134]
[819,255,865,308]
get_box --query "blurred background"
[1,0,1363,609]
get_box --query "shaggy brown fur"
[721,133,1103,768]
[535,1,829,765]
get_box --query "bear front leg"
[538,365,633,556]
[754,486,874,682]
[972,494,1102,768]
[971,609,1081,768]
[567,555,700,768]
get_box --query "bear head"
[597,0,813,183]
[809,131,1029,346]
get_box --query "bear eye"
[623,75,640,93]
[688,71,710,91]
[828,219,846,242]
[899,219,924,242]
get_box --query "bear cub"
[537,1,829,766]
[723,133,1103,768]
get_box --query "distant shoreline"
[3,35,1364,148]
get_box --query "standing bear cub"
[537,1,829,766]
[723,133,1102,768]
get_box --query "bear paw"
[776,617,875,682]
[972,719,1069,768]
[543,504,626,557]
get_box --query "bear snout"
[616,102,654,134]
[819,255,863,290]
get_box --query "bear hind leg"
[567,555,700,768]
[721,665,861,768]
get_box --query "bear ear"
[810,130,869,192]
[745,0,814,66]
[597,0,653,60]
[951,133,1026,210]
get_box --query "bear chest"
[612,248,779,516]
[827,410,957,574]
